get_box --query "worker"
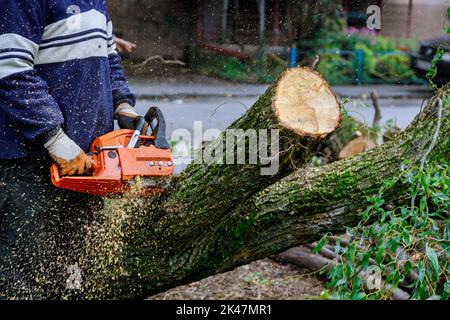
[0,1,145,299]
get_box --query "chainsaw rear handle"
[135,116,146,132]
[145,106,170,150]
[127,116,146,148]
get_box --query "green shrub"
[373,54,417,83]
[189,31,418,85]
[308,31,418,85]
[316,54,355,85]
[372,35,398,52]
[319,159,450,300]
[187,47,285,84]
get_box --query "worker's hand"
[113,36,137,53]
[115,103,149,134]
[44,129,93,176]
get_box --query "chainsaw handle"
[145,106,170,150]
[135,116,146,133]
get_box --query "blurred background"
[105,0,449,300]
[108,0,449,85]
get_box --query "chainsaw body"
[51,107,174,197]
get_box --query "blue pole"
[356,49,364,85]
[289,45,298,68]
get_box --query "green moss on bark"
[84,85,448,299]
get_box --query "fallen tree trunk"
[85,66,342,297]
[221,91,447,268]
[176,67,341,216]
[84,85,448,299]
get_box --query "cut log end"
[338,136,377,159]
[274,67,341,138]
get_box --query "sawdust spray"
[80,178,152,299]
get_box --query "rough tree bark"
[84,79,448,299]
[164,67,341,227]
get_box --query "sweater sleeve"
[106,20,136,109]
[0,0,64,142]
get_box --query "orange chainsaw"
[50,107,174,197]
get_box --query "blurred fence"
[292,48,412,85]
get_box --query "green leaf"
[404,261,412,276]
[426,47,444,86]
[402,230,411,245]
[426,245,440,281]
[328,264,343,288]
[351,276,363,298]
[362,207,372,220]
[418,260,425,282]
[393,271,402,287]
[442,242,450,257]
[419,196,427,213]
[417,282,428,299]
[312,236,327,254]
[386,273,394,284]
[388,237,399,253]
[344,263,353,279]
[420,174,428,188]
[362,253,370,270]
[380,209,387,222]
[351,292,366,300]
[324,162,449,299]
[375,246,385,264]
[400,161,407,171]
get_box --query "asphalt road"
[129,76,430,100]
[134,96,426,138]
[130,77,431,139]
[133,96,426,172]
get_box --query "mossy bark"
[85,87,448,299]
[151,67,341,251]
[85,68,341,297]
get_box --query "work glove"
[115,103,149,134]
[44,129,93,176]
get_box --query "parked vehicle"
[409,35,450,85]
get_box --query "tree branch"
[133,55,186,69]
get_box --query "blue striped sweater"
[0,0,135,159]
